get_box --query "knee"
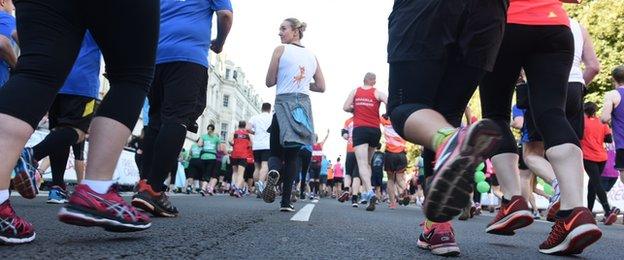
[390,103,430,138]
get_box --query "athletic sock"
[0,189,8,204]
[32,127,79,161]
[431,128,457,151]
[556,209,573,219]
[82,179,115,194]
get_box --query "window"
[220,123,229,141]
[225,69,231,79]
[233,70,238,80]
[223,94,230,107]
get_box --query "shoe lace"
[545,220,565,245]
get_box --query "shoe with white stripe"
[0,200,35,245]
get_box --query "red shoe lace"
[545,220,566,245]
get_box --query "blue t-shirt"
[156,0,233,67]
[59,32,101,98]
[0,11,15,87]
[512,105,529,144]
[320,159,329,176]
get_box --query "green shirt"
[181,150,190,168]
[200,134,220,160]
[190,144,202,159]
[221,155,230,170]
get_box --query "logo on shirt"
[293,66,306,86]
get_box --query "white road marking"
[291,203,315,222]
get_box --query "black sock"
[32,127,79,161]
[501,197,510,204]
[556,209,573,219]
[146,123,187,192]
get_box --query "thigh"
[160,62,208,125]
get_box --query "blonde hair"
[284,17,307,39]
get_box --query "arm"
[559,0,581,3]
[246,120,256,135]
[0,35,16,69]
[511,116,524,130]
[210,9,233,54]
[580,26,600,85]
[11,30,18,45]
[464,106,473,125]
[601,91,617,123]
[343,89,356,113]
[265,46,284,87]
[309,58,326,93]
[320,129,330,146]
[197,138,204,147]
[375,90,388,104]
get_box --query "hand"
[211,39,224,53]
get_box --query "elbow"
[265,79,275,88]
[587,64,600,78]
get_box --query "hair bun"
[299,22,307,32]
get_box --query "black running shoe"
[280,204,295,212]
[132,190,179,218]
[351,194,359,208]
[366,195,377,211]
[262,170,280,203]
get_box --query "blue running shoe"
[47,186,68,204]
[11,147,39,199]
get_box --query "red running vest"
[353,87,381,128]
[232,129,251,159]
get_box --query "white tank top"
[276,44,318,95]
[568,18,585,84]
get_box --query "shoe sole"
[417,237,461,257]
[12,169,37,199]
[366,196,377,211]
[539,224,602,255]
[485,210,534,235]
[604,213,618,225]
[58,207,151,232]
[338,192,350,203]
[262,171,280,203]
[352,203,358,208]
[425,120,501,222]
[0,232,36,245]
[131,197,178,218]
[47,199,68,204]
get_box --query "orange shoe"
[539,207,601,255]
[485,195,533,235]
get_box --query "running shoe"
[603,207,620,225]
[547,200,560,222]
[424,119,501,223]
[366,194,377,211]
[400,195,411,206]
[533,211,542,220]
[351,194,359,208]
[389,201,397,209]
[539,207,602,255]
[417,221,460,257]
[199,189,206,196]
[280,204,295,212]
[186,186,192,195]
[458,204,471,221]
[233,189,243,198]
[291,193,298,203]
[11,147,39,199]
[485,195,533,235]
[207,187,215,196]
[474,203,482,216]
[262,170,280,203]
[0,200,36,245]
[255,181,265,194]
[338,190,350,203]
[300,192,306,200]
[59,184,151,232]
[131,184,179,218]
[47,185,69,204]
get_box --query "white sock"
[0,189,9,204]
[81,179,115,194]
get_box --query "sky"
[224,0,394,162]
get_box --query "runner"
[186,141,204,194]
[381,116,408,210]
[343,72,387,211]
[230,121,252,198]
[338,117,359,205]
[387,0,506,256]
[601,65,624,189]
[1,0,160,244]
[297,144,312,200]
[198,124,220,196]
[132,0,233,217]
[582,102,620,225]
[308,130,329,201]
[479,0,601,254]
[0,0,15,88]
[370,146,384,204]
[248,103,272,195]
[244,155,255,195]
[261,17,325,212]
[319,156,329,198]
[20,32,101,204]
[333,157,344,198]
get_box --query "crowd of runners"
[0,0,623,258]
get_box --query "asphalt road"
[2,193,623,259]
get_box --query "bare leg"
[523,141,556,183]
[491,153,522,199]
[545,144,584,210]
[401,109,455,151]
[0,114,34,190]
[84,117,132,181]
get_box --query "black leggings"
[298,149,312,192]
[268,114,301,206]
[480,24,575,155]
[0,0,159,130]
[583,160,611,212]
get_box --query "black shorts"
[48,94,97,133]
[523,82,585,143]
[72,140,86,160]
[615,149,624,170]
[333,177,344,184]
[384,152,407,173]
[244,163,254,180]
[223,163,233,183]
[345,152,359,178]
[309,163,321,179]
[488,175,499,187]
[253,149,270,163]
[147,62,208,130]
[320,175,328,184]
[187,158,204,180]
[352,127,381,147]
[202,159,218,181]
[371,167,383,187]
[231,158,247,167]
[518,144,528,170]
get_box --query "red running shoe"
[417,221,460,256]
[603,207,620,225]
[486,195,534,235]
[0,200,35,244]
[58,184,151,232]
[546,200,560,222]
[539,207,602,255]
[424,119,501,222]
